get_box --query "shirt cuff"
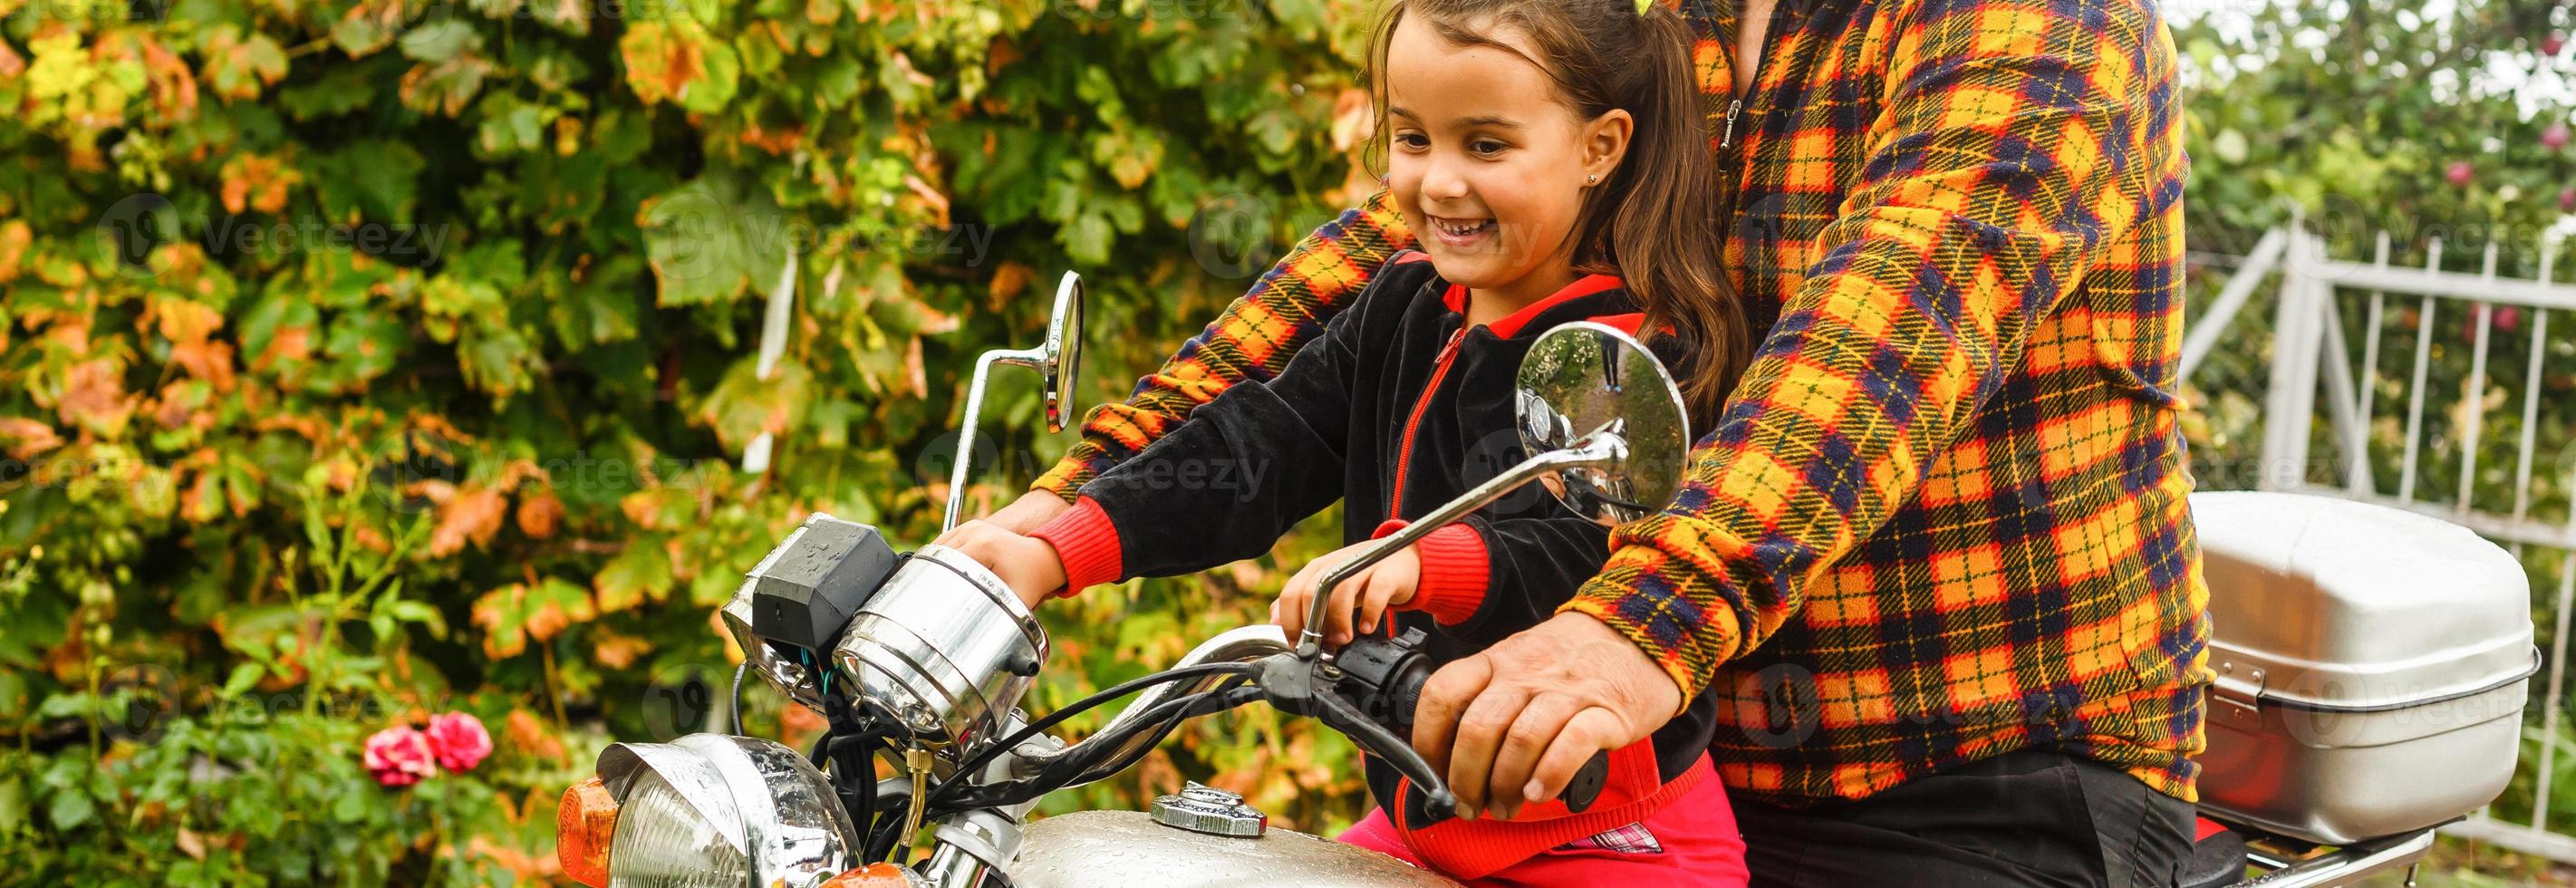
[1562,552,1737,715]
[1372,519,1490,626]
[1028,497,1124,598]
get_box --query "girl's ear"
[1581,109,1635,187]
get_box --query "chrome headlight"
[594,734,859,888]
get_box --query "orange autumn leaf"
[467,835,560,883]
[199,27,288,102]
[618,22,704,107]
[523,595,578,642]
[55,359,137,436]
[219,153,300,215]
[151,380,209,431]
[250,323,312,373]
[471,579,593,658]
[430,485,507,556]
[515,488,564,539]
[592,631,650,669]
[170,340,239,391]
[150,296,226,344]
[780,702,826,748]
[0,221,29,284]
[0,418,64,460]
[135,34,199,121]
[984,35,1019,74]
[505,709,565,762]
[986,261,1034,305]
[1329,87,1374,152]
[738,121,804,155]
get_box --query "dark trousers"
[1734,750,2196,888]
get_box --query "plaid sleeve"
[1563,0,2177,697]
[1033,188,1416,498]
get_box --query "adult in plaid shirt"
[986,0,2208,882]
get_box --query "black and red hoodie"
[1029,252,1721,879]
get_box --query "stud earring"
[1587,174,1600,185]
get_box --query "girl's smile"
[1425,213,1498,248]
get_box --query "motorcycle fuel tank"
[1004,810,1460,888]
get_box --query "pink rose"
[426,712,494,773]
[364,726,438,787]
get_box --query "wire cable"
[923,661,1260,811]
[930,680,1261,814]
[730,663,748,736]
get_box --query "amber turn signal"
[555,776,619,887]
[821,863,918,886]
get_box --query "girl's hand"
[934,520,1067,609]
[1272,540,1419,648]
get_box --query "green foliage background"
[1,0,2573,882]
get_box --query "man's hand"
[932,520,1068,609]
[986,490,1074,536]
[1412,612,1684,821]
[1272,540,1419,648]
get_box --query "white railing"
[2187,221,2576,862]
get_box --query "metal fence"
[2183,221,2576,862]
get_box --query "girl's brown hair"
[1364,0,1748,420]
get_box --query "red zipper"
[1388,327,1467,516]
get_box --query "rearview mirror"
[1514,320,1691,526]
[944,271,1087,531]
[1295,321,1689,657]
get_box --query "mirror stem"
[1298,430,1630,659]
[944,347,1047,533]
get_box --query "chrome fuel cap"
[1149,783,1267,838]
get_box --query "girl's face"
[1384,15,1629,306]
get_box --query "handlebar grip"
[1563,750,1609,812]
[1380,643,1612,814]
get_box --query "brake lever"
[1252,653,1459,825]
[1294,632,1614,828]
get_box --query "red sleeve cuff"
[1373,519,1490,625]
[1028,497,1124,598]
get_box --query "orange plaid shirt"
[1034,0,2211,806]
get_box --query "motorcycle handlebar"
[1013,624,1292,778]
[941,623,1605,825]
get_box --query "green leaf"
[387,599,448,638]
[320,310,409,388]
[1064,209,1114,265]
[640,178,766,305]
[221,661,267,697]
[457,323,536,400]
[277,64,380,120]
[694,357,812,451]
[594,543,674,612]
[46,787,94,832]
[312,140,428,223]
[0,776,27,833]
[398,19,481,63]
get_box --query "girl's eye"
[1470,140,1509,157]
[1394,132,1430,150]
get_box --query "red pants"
[1336,769,1749,887]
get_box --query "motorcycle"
[551,271,2538,888]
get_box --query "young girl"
[942,1,1749,883]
